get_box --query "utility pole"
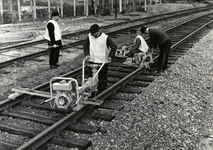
[111,0,113,10]
[60,0,63,17]
[33,0,36,20]
[73,0,76,16]
[91,0,95,15]
[47,0,50,19]
[9,0,14,23]
[124,0,126,9]
[0,0,2,24]
[84,0,88,16]
[102,0,105,9]
[17,0,21,22]
[57,5,59,13]
[144,0,147,11]
[132,0,135,11]
[119,0,122,13]
[115,0,117,19]
[94,0,98,15]
[30,0,35,22]
[139,0,141,6]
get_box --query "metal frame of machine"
[8,58,106,111]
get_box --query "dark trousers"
[48,40,62,66]
[88,63,108,93]
[157,39,171,72]
[49,47,60,66]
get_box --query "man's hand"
[107,57,112,63]
[53,44,59,48]
[85,55,90,60]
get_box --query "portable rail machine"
[8,58,106,111]
[115,46,154,68]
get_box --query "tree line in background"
[0,0,210,24]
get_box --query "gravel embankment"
[81,29,213,149]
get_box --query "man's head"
[51,11,60,21]
[130,29,137,38]
[140,26,148,34]
[90,24,100,38]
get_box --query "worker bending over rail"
[140,26,171,73]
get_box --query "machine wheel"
[55,93,71,109]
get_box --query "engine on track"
[8,58,105,111]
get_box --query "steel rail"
[15,16,213,150]
[102,9,213,36]
[0,49,50,68]
[171,20,213,49]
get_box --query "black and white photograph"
[0,0,213,149]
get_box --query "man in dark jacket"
[83,24,117,94]
[140,26,171,73]
[44,11,62,69]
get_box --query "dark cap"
[140,26,147,33]
[52,11,59,17]
[90,24,100,33]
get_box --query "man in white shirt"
[44,11,62,69]
[126,29,149,57]
[83,24,117,95]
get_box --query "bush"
[22,10,33,21]
[3,11,12,23]
[136,6,145,12]
[36,9,48,19]
[63,3,73,17]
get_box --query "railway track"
[0,6,211,68]
[0,11,213,150]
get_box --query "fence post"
[119,0,122,13]
[73,0,76,16]
[0,0,2,23]
[33,0,36,20]
[60,0,63,17]
[84,0,88,17]
[47,0,50,19]
[17,0,21,22]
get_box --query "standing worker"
[45,11,62,69]
[83,24,117,94]
[140,26,171,73]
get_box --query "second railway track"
[0,6,212,68]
